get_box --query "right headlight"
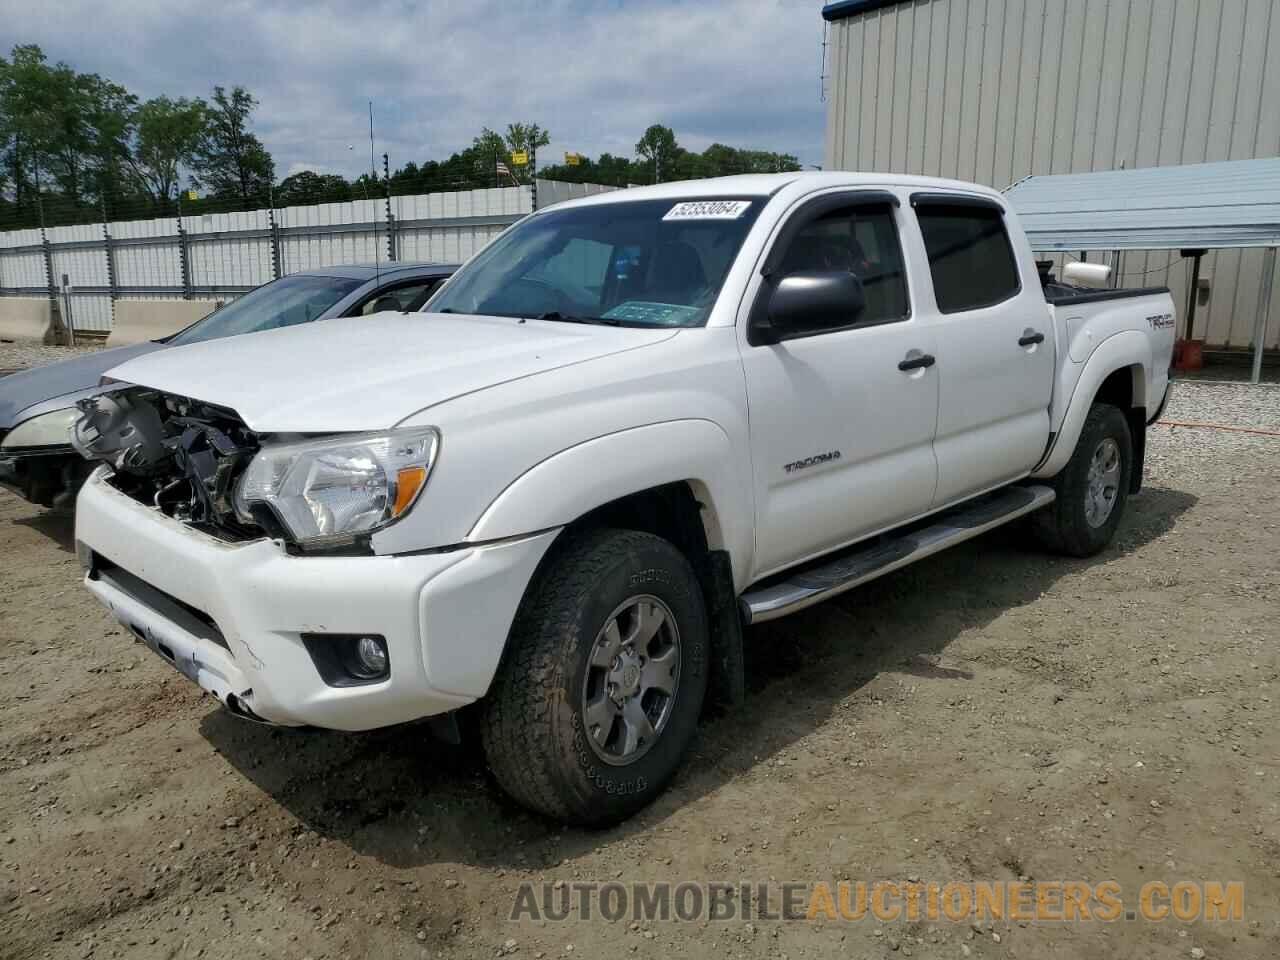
[234,427,439,546]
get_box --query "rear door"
[909,195,1054,507]
[740,191,939,579]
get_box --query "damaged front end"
[72,389,267,540]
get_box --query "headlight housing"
[234,427,439,546]
[2,407,80,451]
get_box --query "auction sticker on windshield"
[662,200,752,221]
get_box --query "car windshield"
[167,274,364,346]
[427,197,764,327]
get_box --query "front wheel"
[481,529,709,826]
[1031,403,1133,557]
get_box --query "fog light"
[300,633,391,687]
[355,636,388,676]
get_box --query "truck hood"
[101,312,679,432]
[0,341,164,429]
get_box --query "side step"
[740,484,1056,624]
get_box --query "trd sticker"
[1146,313,1174,330]
[662,200,752,221]
[784,451,842,473]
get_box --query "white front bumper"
[75,469,557,731]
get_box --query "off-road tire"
[1031,403,1133,557]
[481,528,709,826]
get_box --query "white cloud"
[7,0,828,181]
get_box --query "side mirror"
[755,271,866,344]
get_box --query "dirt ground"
[2,383,1277,960]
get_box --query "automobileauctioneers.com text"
[510,880,1244,924]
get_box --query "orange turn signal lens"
[392,466,428,517]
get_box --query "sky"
[6,0,831,182]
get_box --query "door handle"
[1019,331,1045,346]
[898,353,936,371]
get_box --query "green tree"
[473,127,510,185]
[0,45,139,219]
[276,169,351,206]
[635,124,678,182]
[192,85,275,203]
[504,121,550,154]
[127,96,208,207]
[81,73,137,208]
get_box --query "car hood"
[102,312,680,433]
[0,341,165,430]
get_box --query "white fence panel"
[1,182,618,331]
[184,209,273,290]
[46,224,112,332]
[113,218,182,289]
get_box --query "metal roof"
[822,0,911,21]
[1003,158,1280,252]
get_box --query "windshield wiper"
[532,311,622,327]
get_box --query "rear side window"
[915,204,1020,312]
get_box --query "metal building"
[821,0,1280,353]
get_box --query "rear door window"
[355,280,442,315]
[914,203,1021,313]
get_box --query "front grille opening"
[103,473,265,544]
[91,390,265,541]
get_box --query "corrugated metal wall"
[0,181,615,334]
[824,0,1280,348]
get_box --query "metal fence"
[0,180,614,335]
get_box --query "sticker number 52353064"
[662,200,752,221]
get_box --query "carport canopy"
[1003,157,1280,382]
[1003,157,1280,252]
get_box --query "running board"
[740,484,1056,624]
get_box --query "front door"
[909,197,1055,506]
[740,193,939,581]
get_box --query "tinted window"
[915,204,1020,312]
[775,202,909,325]
[358,280,440,315]
[429,198,764,327]
[168,274,363,345]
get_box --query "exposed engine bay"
[72,389,266,537]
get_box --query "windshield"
[428,197,764,327]
[167,274,364,346]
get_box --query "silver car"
[0,262,456,509]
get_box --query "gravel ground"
[0,381,1277,960]
[0,339,106,375]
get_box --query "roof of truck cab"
[546,171,1006,211]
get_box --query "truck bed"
[1042,281,1171,306]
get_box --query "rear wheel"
[481,529,709,826]
[1031,403,1132,557]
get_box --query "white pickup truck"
[72,173,1175,825]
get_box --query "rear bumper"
[75,468,557,731]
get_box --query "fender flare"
[467,419,755,588]
[1033,330,1150,480]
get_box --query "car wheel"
[1031,403,1132,557]
[481,528,709,826]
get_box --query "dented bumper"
[75,468,556,731]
